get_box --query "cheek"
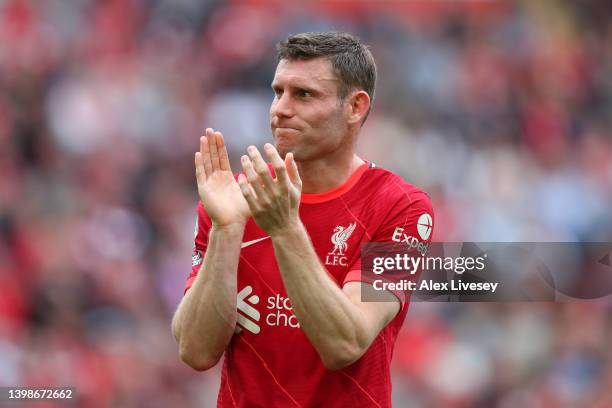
[313,103,344,128]
[321,107,348,138]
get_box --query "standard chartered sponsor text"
[266,294,300,328]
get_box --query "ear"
[346,90,371,126]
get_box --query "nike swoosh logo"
[241,236,270,249]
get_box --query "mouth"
[273,127,300,137]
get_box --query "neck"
[297,151,365,194]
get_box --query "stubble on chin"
[271,132,294,159]
[275,144,293,159]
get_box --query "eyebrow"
[270,82,322,93]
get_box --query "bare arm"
[237,144,399,370]
[172,129,250,371]
[271,225,399,370]
[172,224,243,370]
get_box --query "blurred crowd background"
[1,0,611,406]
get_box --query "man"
[172,32,434,407]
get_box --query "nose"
[270,92,295,119]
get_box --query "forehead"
[272,58,338,89]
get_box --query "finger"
[285,152,302,188]
[247,146,275,192]
[264,143,289,190]
[241,155,266,200]
[238,173,259,211]
[200,133,212,176]
[195,152,207,184]
[208,129,221,171]
[216,131,231,172]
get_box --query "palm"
[198,170,250,225]
[195,129,250,227]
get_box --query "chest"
[237,202,378,290]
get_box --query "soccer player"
[172,32,434,407]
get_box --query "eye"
[297,89,312,98]
[272,87,283,98]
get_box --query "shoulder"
[359,164,432,210]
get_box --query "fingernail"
[241,155,248,162]
[264,143,273,150]
[247,146,256,153]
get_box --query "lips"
[271,117,300,131]
[274,127,300,138]
[273,123,300,130]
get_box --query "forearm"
[272,224,370,369]
[237,145,376,368]
[172,223,244,370]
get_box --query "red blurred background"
[1,0,611,406]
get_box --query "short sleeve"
[184,202,212,294]
[342,189,435,308]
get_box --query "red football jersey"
[184,162,434,407]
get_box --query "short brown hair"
[277,32,377,123]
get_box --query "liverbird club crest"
[325,222,357,266]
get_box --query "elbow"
[172,315,213,371]
[172,316,225,371]
[322,357,353,371]
[174,329,221,372]
[320,342,365,371]
[179,346,221,372]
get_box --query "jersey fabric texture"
[184,162,434,407]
